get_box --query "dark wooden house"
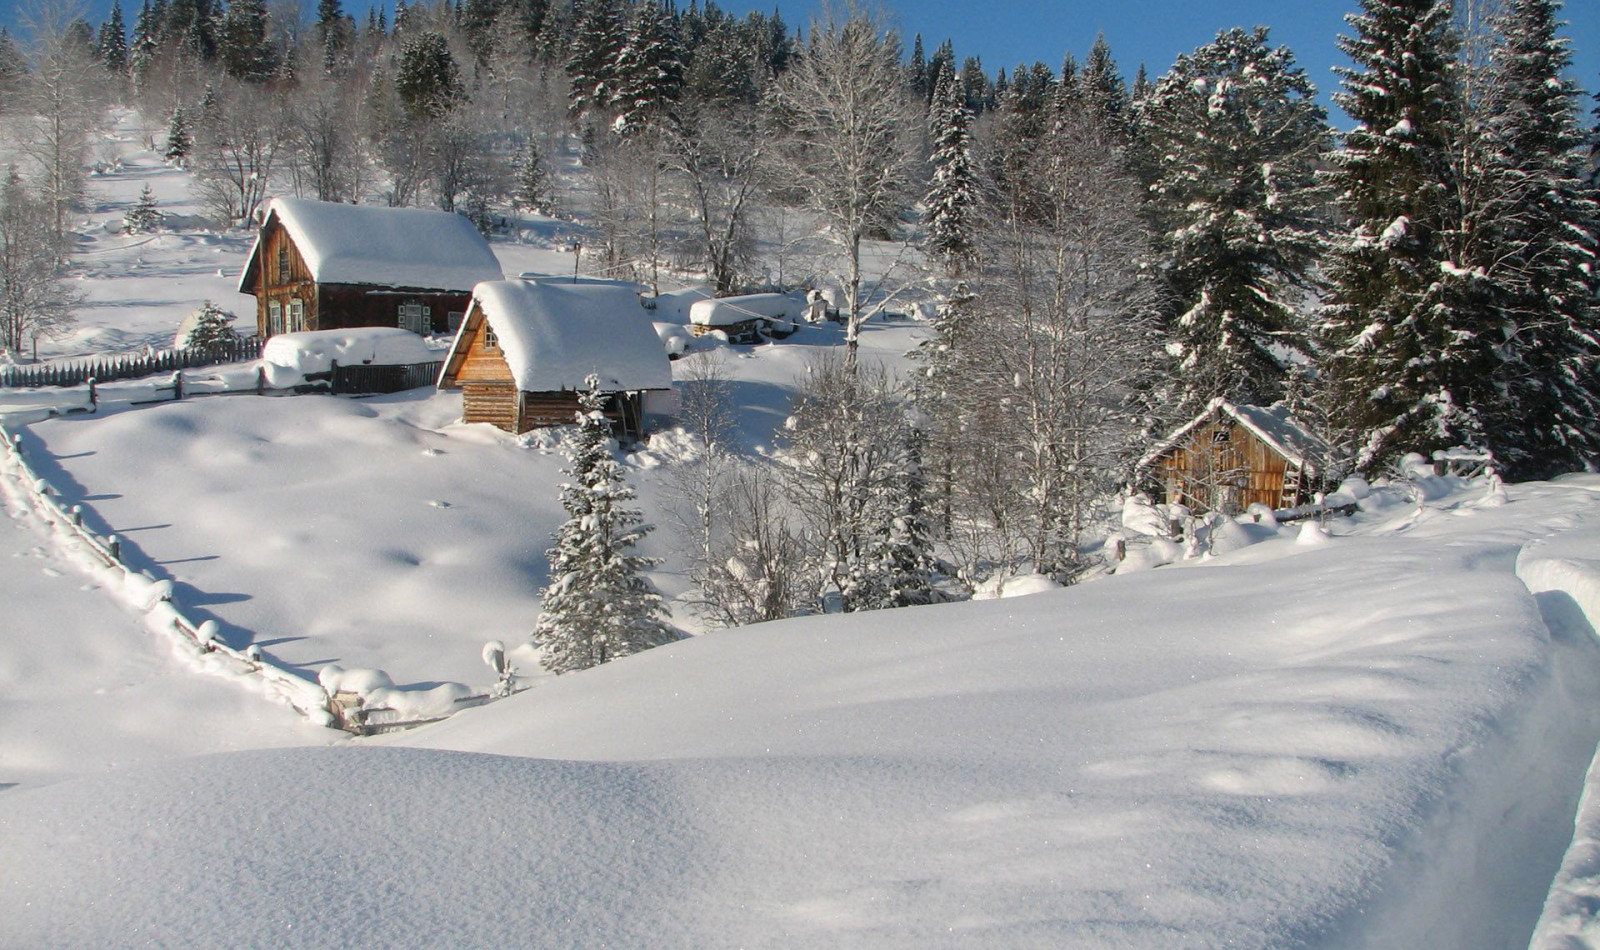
[237,197,504,340]
[437,279,674,439]
[1138,399,1329,514]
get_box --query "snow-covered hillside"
[6,477,1600,948]
[6,109,1600,950]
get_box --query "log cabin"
[237,197,504,340]
[1138,398,1329,514]
[436,279,674,439]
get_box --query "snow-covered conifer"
[163,107,191,165]
[179,300,241,350]
[395,30,463,119]
[1477,0,1600,477]
[535,381,676,674]
[609,0,682,136]
[98,0,129,77]
[219,0,277,83]
[1319,0,1496,472]
[1142,27,1330,411]
[924,71,980,276]
[566,0,624,119]
[123,184,161,233]
[511,140,554,217]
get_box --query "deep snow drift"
[6,478,1600,949]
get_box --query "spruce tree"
[924,71,980,275]
[220,0,277,82]
[163,107,191,165]
[129,0,159,91]
[98,0,130,77]
[0,30,22,115]
[1082,34,1128,136]
[609,0,682,136]
[566,0,624,119]
[317,0,352,73]
[181,300,242,349]
[1480,0,1600,477]
[535,381,676,675]
[1142,27,1331,411]
[395,30,463,119]
[511,140,554,216]
[1320,0,1493,472]
[123,184,161,233]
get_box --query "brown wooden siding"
[244,217,472,338]
[1150,419,1301,514]
[454,317,515,383]
[462,381,522,432]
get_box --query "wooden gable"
[1147,415,1305,515]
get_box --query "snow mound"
[653,321,691,357]
[970,572,1062,599]
[688,292,804,328]
[262,328,435,385]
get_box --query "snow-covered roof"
[1139,397,1330,476]
[442,280,671,393]
[239,198,503,293]
[689,292,803,327]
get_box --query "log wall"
[1151,419,1294,513]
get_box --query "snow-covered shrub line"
[0,423,334,726]
[1520,544,1600,950]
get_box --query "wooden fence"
[0,337,265,389]
[320,360,444,395]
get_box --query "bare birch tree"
[764,10,918,363]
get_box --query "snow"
[688,291,805,328]
[261,327,437,382]
[451,280,672,393]
[7,479,1600,948]
[1139,396,1329,476]
[245,197,504,292]
[653,320,692,357]
[8,108,1600,950]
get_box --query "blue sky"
[7,0,1597,123]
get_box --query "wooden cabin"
[437,279,673,439]
[237,197,504,340]
[1138,399,1329,514]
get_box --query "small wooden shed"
[437,279,673,439]
[1138,398,1328,514]
[237,197,504,340]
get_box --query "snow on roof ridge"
[1138,397,1327,475]
[255,197,504,293]
[464,279,671,393]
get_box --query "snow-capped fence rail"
[0,423,337,727]
[0,422,498,736]
[0,338,264,390]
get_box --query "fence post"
[257,364,267,394]
[172,371,184,400]
[107,535,120,560]
[87,377,98,411]
[71,505,83,527]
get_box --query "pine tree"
[129,0,159,91]
[181,300,241,349]
[1480,0,1600,477]
[163,107,191,165]
[924,71,980,275]
[98,0,130,77]
[1142,27,1331,411]
[609,0,682,136]
[395,30,463,119]
[566,0,624,119]
[220,0,277,82]
[908,33,927,99]
[1082,34,1128,136]
[317,0,352,73]
[1320,0,1493,472]
[0,29,22,115]
[511,140,554,216]
[123,183,161,232]
[535,381,676,675]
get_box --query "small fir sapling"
[164,108,191,165]
[482,640,516,697]
[180,301,243,350]
[123,184,161,233]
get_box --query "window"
[277,245,290,282]
[268,300,283,336]
[289,298,305,331]
[483,324,498,349]
[398,301,430,335]
[448,311,464,333]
